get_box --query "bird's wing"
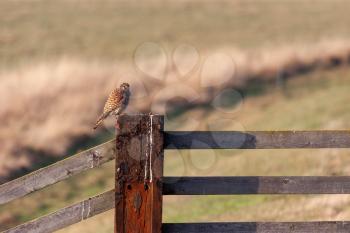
[103,88,123,113]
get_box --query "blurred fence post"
[115,114,164,233]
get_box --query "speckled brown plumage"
[93,83,130,130]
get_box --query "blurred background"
[2,0,350,232]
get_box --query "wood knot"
[133,192,142,215]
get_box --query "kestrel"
[93,83,130,130]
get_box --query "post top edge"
[121,113,163,116]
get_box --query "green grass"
[164,195,268,222]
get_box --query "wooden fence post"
[115,114,164,233]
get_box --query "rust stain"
[115,115,164,233]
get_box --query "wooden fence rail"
[0,140,115,205]
[165,131,350,149]
[163,176,350,195]
[162,222,350,233]
[3,190,114,233]
[1,114,350,233]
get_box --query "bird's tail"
[93,113,109,130]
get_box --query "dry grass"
[1,38,350,181]
[2,55,350,232]
[2,0,350,66]
[2,0,350,180]
[0,59,114,179]
[57,66,350,233]
[2,0,350,231]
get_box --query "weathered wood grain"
[165,131,350,149]
[163,222,350,233]
[3,130,349,206]
[163,176,350,195]
[115,115,164,233]
[3,190,114,233]
[0,140,116,205]
[4,126,350,232]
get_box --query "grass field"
[60,66,350,232]
[2,0,350,232]
[2,65,350,232]
[2,0,350,66]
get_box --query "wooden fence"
[1,114,350,232]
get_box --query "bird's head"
[120,83,130,91]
